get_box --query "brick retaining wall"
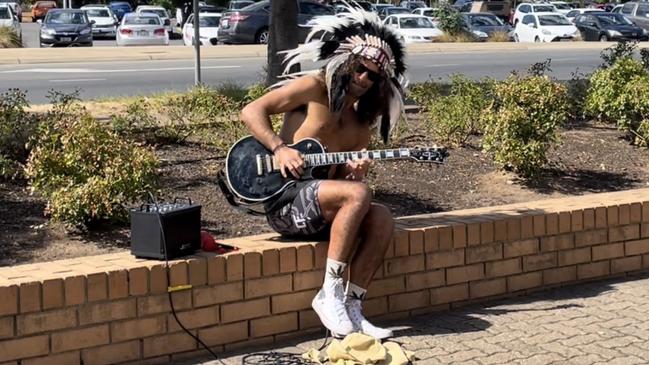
[1,188,648,365]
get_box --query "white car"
[514,12,579,42]
[564,8,603,24]
[512,3,559,25]
[0,3,21,39]
[182,12,220,46]
[81,5,118,38]
[411,7,439,18]
[383,14,443,43]
[1,1,21,20]
[550,1,572,15]
[135,5,172,35]
[116,12,169,46]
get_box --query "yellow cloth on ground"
[301,333,416,365]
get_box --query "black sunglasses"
[355,64,382,83]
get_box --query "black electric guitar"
[224,135,449,202]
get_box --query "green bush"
[436,5,464,36]
[110,97,158,142]
[584,58,647,124]
[621,75,649,146]
[26,103,158,228]
[600,41,637,69]
[408,80,442,110]
[423,75,493,146]
[0,89,38,179]
[482,75,568,177]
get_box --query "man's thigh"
[266,180,330,237]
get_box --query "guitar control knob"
[256,177,263,185]
[306,143,312,150]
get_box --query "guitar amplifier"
[130,199,202,260]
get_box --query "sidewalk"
[178,271,649,365]
[0,42,614,66]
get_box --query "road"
[20,22,185,48]
[1,48,604,104]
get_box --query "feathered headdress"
[275,2,408,142]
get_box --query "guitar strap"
[216,170,268,217]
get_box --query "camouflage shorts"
[266,180,330,238]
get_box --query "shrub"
[0,26,22,48]
[408,80,442,110]
[110,97,159,142]
[423,75,493,146]
[487,31,510,42]
[0,89,37,179]
[621,75,649,146]
[584,58,647,123]
[26,103,158,229]
[482,75,568,177]
[599,41,637,69]
[434,32,476,42]
[436,5,464,36]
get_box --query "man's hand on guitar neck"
[344,151,372,182]
[274,144,305,179]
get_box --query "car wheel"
[514,33,519,42]
[599,34,608,42]
[534,36,540,42]
[32,17,36,22]
[255,27,268,44]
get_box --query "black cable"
[148,192,220,360]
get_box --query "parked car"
[619,2,649,32]
[383,14,443,43]
[512,3,558,25]
[227,0,254,10]
[0,3,20,39]
[514,12,578,42]
[550,1,572,14]
[462,12,513,40]
[38,9,93,47]
[575,12,648,41]
[373,3,392,14]
[452,0,472,12]
[611,4,622,14]
[218,0,334,44]
[182,12,220,46]
[109,1,131,21]
[116,12,169,46]
[564,8,603,23]
[399,0,426,11]
[377,6,410,20]
[0,0,21,21]
[411,7,440,19]
[81,5,118,38]
[31,0,55,22]
[135,5,172,35]
[332,0,373,12]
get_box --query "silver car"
[116,12,169,46]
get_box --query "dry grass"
[434,32,477,43]
[0,26,22,48]
[488,31,511,42]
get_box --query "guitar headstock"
[409,146,449,164]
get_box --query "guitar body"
[225,136,327,202]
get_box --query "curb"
[0,42,614,66]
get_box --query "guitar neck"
[303,148,412,167]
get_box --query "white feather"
[279,41,325,74]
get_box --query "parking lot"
[19,21,185,48]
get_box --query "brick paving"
[178,272,649,365]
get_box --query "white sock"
[345,281,367,302]
[323,258,346,292]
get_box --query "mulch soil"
[1,113,648,266]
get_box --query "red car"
[32,0,56,22]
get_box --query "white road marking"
[425,63,462,67]
[1,65,241,74]
[49,78,107,82]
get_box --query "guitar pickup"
[265,155,272,173]
[256,155,263,176]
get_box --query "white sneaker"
[346,298,393,340]
[311,279,354,338]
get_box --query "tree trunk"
[266,0,300,86]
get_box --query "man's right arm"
[239,76,323,178]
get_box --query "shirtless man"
[239,8,407,339]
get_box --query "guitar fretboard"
[303,149,411,167]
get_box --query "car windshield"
[596,13,632,25]
[533,5,555,12]
[231,1,252,9]
[399,16,434,28]
[195,16,220,26]
[553,3,571,9]
[84,9,110,17]
[124,15,160,24]
[111,3,130,9]
[388,7,410,14]
[538,14,571,25]
[46,12,88,24]
[0,7,10,18]
[468,14,503,26]
[141,9,166,18]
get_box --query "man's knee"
[320,181,372,212]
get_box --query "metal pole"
[193,0,201,85]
